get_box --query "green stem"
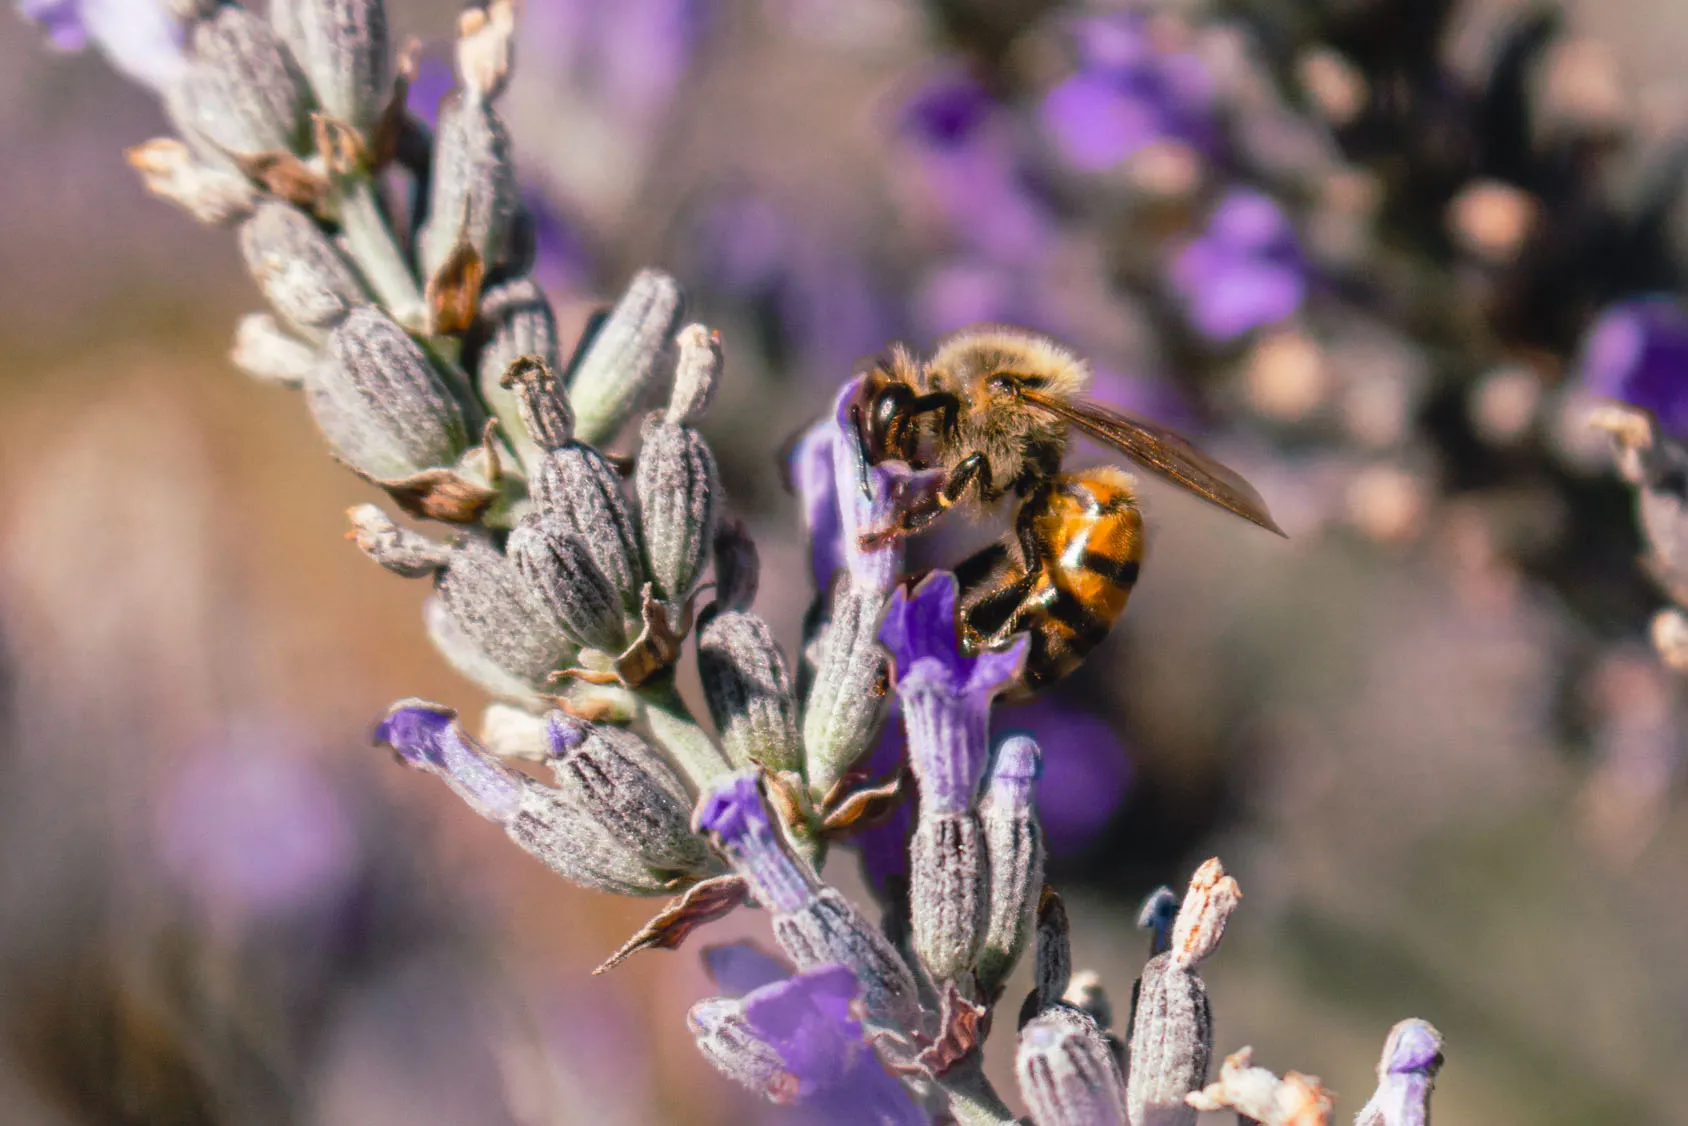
[639,678,732,792]
[339,177,427,331]
[937,1058,1018,1126]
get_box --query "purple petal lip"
[694,770,770,842]
[741,964,864,1094]
[881,572,1026,698]
[373,702,459,768]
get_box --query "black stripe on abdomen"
[1079,551,1140,586]
[1047,588,1112,646]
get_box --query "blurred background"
[3,0,1688,1122]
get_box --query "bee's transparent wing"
[1021,390,1286,536]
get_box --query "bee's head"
[850,345,924,462]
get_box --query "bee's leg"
[976,582,1056,652]
[859,453,992,549]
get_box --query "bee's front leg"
[857,453,990,550]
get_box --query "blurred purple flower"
[913,258,1028,340]
[881,572,1027,811]
[1040,15,1217,173]
[1170,188,1307,342]
[405,54,455,128]
[690,952,922,1122]
[1576,298,1688,437]
[524,0,705,120]
[19,0,186,91]
[899,73,1055,266]
[993,697,1133,856]
[157,741,358,920]
[696,194,896,382]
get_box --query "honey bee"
[849,326,1283,692]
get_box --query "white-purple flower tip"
[882,572,1028,811]
[1381,1019,1443,1076]
[374,700,524,819]
[20,0,187,91]
[1171,187,1308,343]
[986,733,1043,806]
[695,769,814,913]
[694,768,771,844]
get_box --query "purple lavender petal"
[694,770,768,843]
[1577,298,1688,437]
[789,417,844,592]
[18,0,87,50]
[703,942,792,997]
[374,703,457,769]
[828,378,947,593]
[374,703,525,819]
[879,569,963,674]
[742,964,862,1093]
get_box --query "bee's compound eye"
[986,373,1019,395]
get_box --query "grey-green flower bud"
[546,713,708,876]
[507,515,628,654]
[418,92,518,282]
[977,734,1044,998]
[697,608,801,773]
[430,535,575,693]
[238,200,370,335]
[635,415,718,602]
[1017,1006,1130,1126]
[908,810,986,986]
[176,6,311,155]
[126,137,256,225]
[567,269,684,447]
[1125,858,1238,1126]
[290,0,390,134]
[475,278,560,462]
[802,583,891,796]
[308,306,468,479]
[230,312,316,387]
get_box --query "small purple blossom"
[405,54,455,128]
[789,418,845,592]
[899,73,1055,266]
[19,0,186,92]
[1170,188,1308,342]
[695,769,814,913]
[523,0,705,121]
[374,701,524,819]
[1576,298,1688,438]
[1040,13,1217,172]
[881,571,1028,811]
[1355,1019,1443,1126]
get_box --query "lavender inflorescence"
[29,1,1453,1121]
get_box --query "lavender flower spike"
[882,572,1027,984]
[696,771,925,1034]
[1354,1020,1443,1126]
